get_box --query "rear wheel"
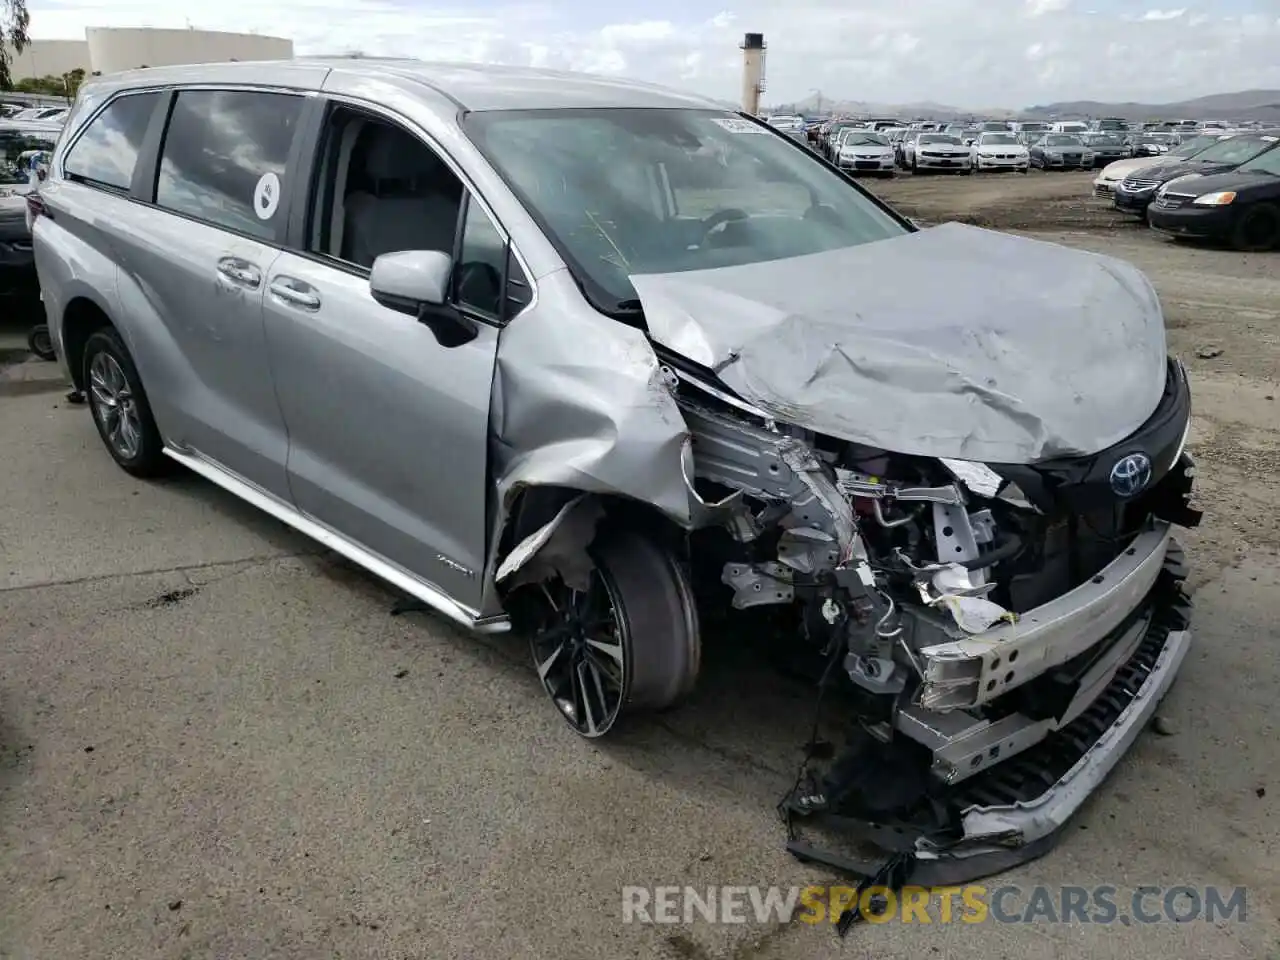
[526,528,700,738]
[1230,203,1280,253]
[27,324,55,361]
[83,328,169,478]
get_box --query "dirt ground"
[3,171,1280,960]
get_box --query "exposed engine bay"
[654,349,1200,888]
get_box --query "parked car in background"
[969,132,1030,173]
[1081,132,1130,166]
[1029,134,1094,170]
[1131,132,1178,157]
[1013,121,1051,138]
[904,132,972,172]
[1148,143,1280,251]
[832,130,896,176]
[1114,133,1280,219]
[1,120,60,358]
[1093,133,1238,199]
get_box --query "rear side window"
[156,89,304,242]
[63,92,159,192]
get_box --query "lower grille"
[1094,184,1114,197]
[952,560,1189,811]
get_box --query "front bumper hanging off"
[786,538,1192,888]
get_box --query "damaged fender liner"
[787,542,1191,888]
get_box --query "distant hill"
[1026,90,1280,121]
[768,89,1280,121]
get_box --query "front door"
[263,104,509,612]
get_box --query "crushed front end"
[669,353,1200,884]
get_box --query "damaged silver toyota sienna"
[34,60,1199,881]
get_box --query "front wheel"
[525,528,700,738]
[27,323,55,361]
[1231,203,1280,253]
[83,328,170,477]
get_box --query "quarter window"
[455,198,509,318]
[63,92,159,191]
[156,89,304,242]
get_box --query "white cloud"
[21,0,1280,110]
[1025,0,1069,16]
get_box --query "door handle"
[216,257,262,289]
[268,277,321,311]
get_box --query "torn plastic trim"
[939,625,1189,854]
[916,522,1172,710]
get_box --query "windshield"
[920,134,962,145]
[1238,147,1280,176]
[1142,133,1175,142]
[1171,135,1219,157]
[1088,135,1124,146]
[842,133,888,147]
[1194,137,1275,165]
[464,108,905,310]
[980,134,1018,145]
[1046,135,1083,147]
[0,129,57,185]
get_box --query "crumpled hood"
[629,222,1168,464]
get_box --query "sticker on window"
[253,171,281,220]
[710,117,767,134]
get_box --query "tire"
[27,323,55,361]
[910,157,918,174]
[82,327,169,478]
[1230,203,1280,253]
[526,528,700,738]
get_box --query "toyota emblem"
[1109,452,1152,498]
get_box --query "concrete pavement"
[2,339,1278,959]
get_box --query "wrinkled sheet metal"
[630,222,1168,464]
[488,270,695,542]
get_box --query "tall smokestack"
[740,32,765,115]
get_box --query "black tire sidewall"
[83,328,168,476]
[27,325,55,361]
[1232,204,1280,253]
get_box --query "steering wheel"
[699,208,749,244]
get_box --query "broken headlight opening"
[664,354,1199,923]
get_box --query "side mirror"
[369,250,477,347]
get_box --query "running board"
[163,446,510,635]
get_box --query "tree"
[1,0,31,91]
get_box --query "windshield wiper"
[613,298,645,314]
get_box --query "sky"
[22,0,1280,109]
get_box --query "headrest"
[362,126,446,182]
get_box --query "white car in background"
[904,132,972,172]
[833,129,896,176]
[969,132,1030,173]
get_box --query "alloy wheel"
[529,570,629,738]
[88,351,143,461]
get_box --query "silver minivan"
[35,60,1200,879]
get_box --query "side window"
[307,107,463,270]
[155,89,304,242]
[455,198,512,318]
[63,92,159,191]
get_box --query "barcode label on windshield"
[711,117,767,134]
